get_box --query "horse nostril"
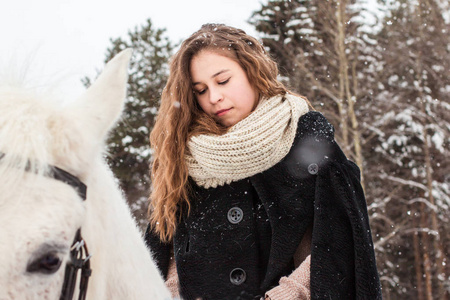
[27,253,62,274]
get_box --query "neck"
[186,94,309,188]
[81,158,170,299]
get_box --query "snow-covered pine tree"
[250,0,383,185]
[250,0,449,299]
[83,19,174,228]
[367,1,449,298]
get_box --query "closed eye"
[218,78,230,85]
[194,77,230,95]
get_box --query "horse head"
[0,50,171,299]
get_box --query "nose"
[209,87,223,104]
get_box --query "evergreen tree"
[83,19,174,226]
[250,0,383,177]
[249,0,317,80]
[250,0,449,299]
[367,1,450,298]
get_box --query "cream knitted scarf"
[186,93,309,188]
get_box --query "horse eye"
[27,253,62,274]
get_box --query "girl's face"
[190,51,258,127]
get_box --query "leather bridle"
[0,152,92,300]
[53,166,91,300]
[60,228,91,300]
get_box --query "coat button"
[230,268,246,285]
[227,207,243,224]
[308,163,319,175]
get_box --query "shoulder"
[295,111,335,142]
[282,111,343,177]
[289,111,336,161]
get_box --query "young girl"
[145,24,382,300]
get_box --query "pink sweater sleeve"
[264,255,311,300]
[165,255,180,298]
[265,228,312,300]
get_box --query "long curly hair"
[149,23,290,242]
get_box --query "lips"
[215,108,231,116]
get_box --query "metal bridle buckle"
[60,229,92,300]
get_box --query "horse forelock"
[0,87,87,195]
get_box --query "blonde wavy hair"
[149,23,290,242]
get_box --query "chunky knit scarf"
[186,93,309,188]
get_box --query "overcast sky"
[1,0,262,99]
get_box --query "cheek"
[236,85,257,111]
[6,270,64,300]
[33,272,64,300]
[197,97,207,109]
[197,98,210,114]
[197,99,207,111]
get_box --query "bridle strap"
[0,152,87,200]
[52,166,87,200]
[49,167,90,300]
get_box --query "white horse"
[0,50,171,300]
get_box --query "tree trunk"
[350,57,365,189]
[413,209,425,300]
[335,0,366,188]
[416,2,447,297]
[335,0,349,153]
[420,203,434,300]
[419,95,447,300]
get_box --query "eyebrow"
[192,69,230,86]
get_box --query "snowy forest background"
[83,0,449,299]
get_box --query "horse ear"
[71,49,133,140]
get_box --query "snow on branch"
[379,174,428,191]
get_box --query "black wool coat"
[145,111,382,300]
